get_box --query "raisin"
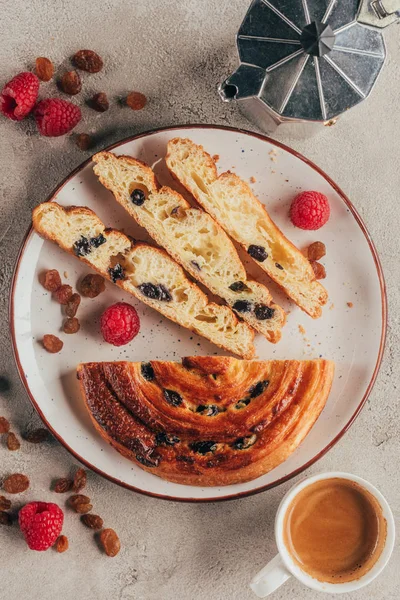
[65,293,81,317]
[0,417,10,433]
[43,335,63,353]
[72,468,87,493]
[310,261,326,279]
[229,281,249,292]
[81,514,104,530]
[69,494,90,509]
[163,389,183,407]
[60,70,82,95]
[254,304,275,320]
[24,428,50,443]
[189,441,217,455]
[235,398,250,409]
[90,233,107,248]
[76,133,92,150]
[74,501,93,514]
[249,380,269,398]
[35,57,54,82]
[63,317,80,334]
[191,261,201,271]
[3,474,29,494]
[55,535,69,553]
[141,362,155,381]
[6,432,20,451]
[196,405,219,417]
[307,241,326,261]
[135,453,160,468]
[232,300,252,313]
[108,264,125,283]
[170,206,186,219]
[275,263,284,270]
[138,283,172,302]
[90,92,109,112]
[0,496,11,511]
[53,478,72,493]
[40,269,62,292]
[158,284,172,302]
[155,432,180,446]
[248,245,268,262]
[79,274,106,298]
[73,236,91,257]
[99,528,121,557]
[54,284,73,304]
[0,512,13,526]
[73,49,103,73]
[130,189,146,206]
[126,92,147,110]
[232,434,257,450]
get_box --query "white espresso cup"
[250,472,395,596]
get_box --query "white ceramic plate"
[10,126,386,502]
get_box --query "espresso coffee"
[283,478,387,583]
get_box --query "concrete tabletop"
[0,1,399,599]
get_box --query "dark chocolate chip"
[248,245,268,262]
[163,389,183,407]
[189,441,217,455]
[249,380,269,398]
[131,189,146,206]
[73,236,91,257]
[90,233,107,248]
[141,362,155,381]
[108,263,125,283]
[254,304,275,320]
[232,300,252,313]
[196,404,219,417]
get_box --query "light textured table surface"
[0,2,399,599]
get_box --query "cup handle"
[250,554,291,597]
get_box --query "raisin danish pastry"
[166,138,328,318]
[32,202,255,359]
[77,357,334,486]
[92,151,285,343]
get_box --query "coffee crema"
[283,477,387,583]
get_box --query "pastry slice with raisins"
[32,202,255,359]
[77,356,334,486]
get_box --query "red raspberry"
[34,98,81,137]
[19,501,64,551]
[0,72,39,121]
[290,191,330,230]
[101,302,140,346]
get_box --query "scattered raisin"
[90,233,106,248]
[155,432,180,446]
[40,269,62,292]
[135,453,160,468]
[24,428,50,443]
[60,70,82,95]
[65,293,81,317]
[138,283,172,302]
[235,398,250,409]
[72,468,87,493]
[0,512,13,526]
[76,133,92,151]
[81,513,104,530]
[232,434,257,450]
[75,503,94,515]
[35,57,54,82]
[55,535,69,553]
[3,474,29,494]
[249,380,269,398]
[99,528,121,557]
[6,432,20,451]
[310,261,326,279]
[0,417,10,434]
[54,284,73,304]
[307,241,326,261]
[229,281,249,292]
[275,263,284,270]
[108,263,125,283]
[163,389,183,407]
[254,304,275,320]
[53,478,73,493]
[68,494,90,508]
[90,92,109,112]
[126,91,147,110]
[130,189,146,206]
[79,274,106,298]
[73,49,103,73]
[232,300,252,313]
[196,405,219,416]
[63,317,80,334]
[0,496,11,511]
[43,335,63,353]
[248,245,268,262]
[141,362,155,381]
[73,236,91,257]
[189,441,217,455]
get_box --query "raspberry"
[101,302,140,346]
[0,72,39,121]
[19,502,64,551]
[34,98,81,137]
[290,191,330,230]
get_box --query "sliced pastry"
[32,202,255,359]
[77,356,335,486]
[166,138,328,318]
[92,151,286,343]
